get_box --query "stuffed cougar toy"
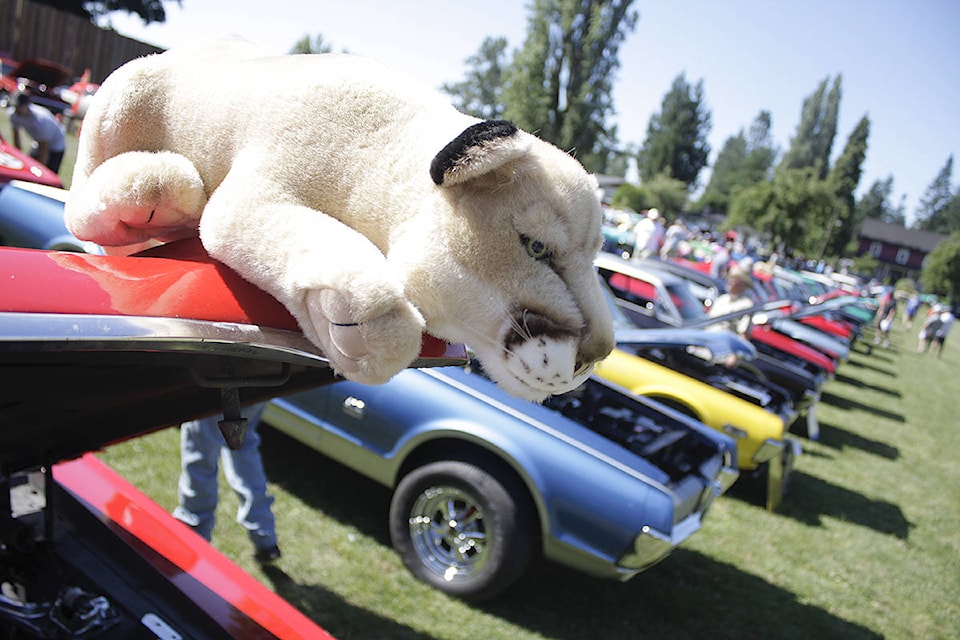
[65,38,614,401]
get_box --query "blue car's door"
[298,368,468,457]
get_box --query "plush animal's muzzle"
[487,309,607,402]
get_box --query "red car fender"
[54,454,336,640]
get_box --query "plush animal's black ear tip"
[430,120,520,185]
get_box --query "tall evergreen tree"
[698,132,747,213]
[743,110,778,182]
[636,73,712,189]
[856,177,901,223]
[501,0,638,174]
[821,115,870,257]
[698,110,776,214]
[781,75,842,179]
[441,37,509,120]
[914,156,957,234]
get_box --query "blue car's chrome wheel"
[408,484,491,581]
[389,458,535,601]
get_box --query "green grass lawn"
[99,317,960,640]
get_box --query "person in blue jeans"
[172,402,281,562]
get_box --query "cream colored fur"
[65,39,614,401]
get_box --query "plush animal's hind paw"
[305,288,425,385]
[65,151,206,245]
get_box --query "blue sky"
[110,1,959,224]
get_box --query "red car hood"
[748,324,836,375]
[0,239,466,471]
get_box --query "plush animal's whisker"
[502,307,532,342]
[470,329,517,358]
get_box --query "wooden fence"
[0,0,163,83]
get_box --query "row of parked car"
[0,180,880,637]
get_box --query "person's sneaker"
[254,545,282,563]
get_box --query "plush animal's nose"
[578,327,615,369]
[573,360,593,377]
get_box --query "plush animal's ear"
[430,120,530,186]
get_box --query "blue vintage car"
[0,180,103,253]
[263,360,738,601]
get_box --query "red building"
[857,219,946,282]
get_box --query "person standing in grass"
[874,302,897,348]
[172,402,282,563]
[903,292,921,328]
[917,304,944,354]
[930,306,955,358]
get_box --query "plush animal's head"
[391,121,615,402]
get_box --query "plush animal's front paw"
[305,288,425,385]
[65,151,206,245]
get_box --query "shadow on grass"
[843,354,896,376]
[260,565,437,640]
[832,372,902,398]
[260,426,394,547]
[483,548,882,640]
[813,421,899,460]
[776,470,912,539]
[259,428,883,640]
[819,391,905,423]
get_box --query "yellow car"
[595,336,799,511]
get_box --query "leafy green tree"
[821,115,870,257]
[697,110,776,214]
[441,37,509,120]
[501,0,638,174]
[851,252,879,276]
[34,0,174,23]
[611,182,652,212]
[726,167,835,255]
[636,73,712,189]
[914,156,959,234]
[856,177,906,225]
[920,231,960,301]
[780,75,842,179]
[642,173,689,217]
[288,34,334,55]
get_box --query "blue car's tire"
[389,459,534,601]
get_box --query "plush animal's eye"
[521,235,551,261]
